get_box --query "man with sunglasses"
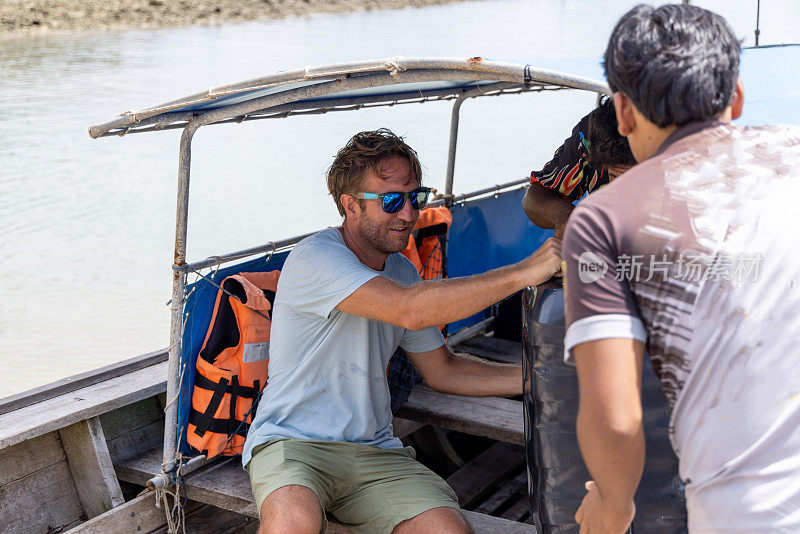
[243,128,562,534]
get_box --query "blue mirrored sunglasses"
[355,187,431,213]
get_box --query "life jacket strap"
[193,376,229,437]
[193,372,259,400]
[189,408,250,439]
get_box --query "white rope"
[155,454,187,534]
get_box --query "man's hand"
[575,481,635,534]
[519,237,562,284]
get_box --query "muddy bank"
[2,0,467,34]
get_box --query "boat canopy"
[88,46,800,140]
[88,57,609,139]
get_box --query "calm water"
[1,0,797,397]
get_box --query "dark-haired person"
[243,128,562,534]
[522,96,636,239]
[562,4,800,533]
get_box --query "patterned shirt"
[531,113,610,200]
[563,120,800,532]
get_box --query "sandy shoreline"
[1,0,468,35]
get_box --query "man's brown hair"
[327,128,422,217]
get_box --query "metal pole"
[755,0,761,47]
[162,119,201,474]
[147,454,209,490]
[445,96,466,196]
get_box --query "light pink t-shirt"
[563,120,800,533]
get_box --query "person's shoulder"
[386,252,420,282]
[290,227,343,255]
[573,112,592,135]
[564,175,643,249]
[282,228,346,271]
[740,123,800,146]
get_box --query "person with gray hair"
[562,4,800,533]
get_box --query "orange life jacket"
[402,206,453,280]
[187,271,280,458]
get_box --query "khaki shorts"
[246,438,461,534]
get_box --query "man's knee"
[392,506,473,534]
[258,484,325,534]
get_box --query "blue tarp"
[446,188,552,333]
[177,251,289,455]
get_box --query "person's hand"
[520,237,562,286]
[575,481,635,534]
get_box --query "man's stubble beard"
[356,218,410,255]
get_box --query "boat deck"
[1,334,536,533]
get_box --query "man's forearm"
[573,338,646,517]
[336,238,561,331]
[428,352,522,397]
[576,406,645,513]
[523,183,575,229]
[401,262,543,330]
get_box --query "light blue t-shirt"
[242,228,445,467]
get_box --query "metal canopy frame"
[88,56,608,488]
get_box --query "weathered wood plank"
[454,336,523,365]
[0,459,85,534]
[0,431,65,486]
[446,442,525,508]
[392,416,425,440]
[101,396,164,464]
[151,503,258,534]
[107,419,165,465]
[116,448,537,533]
[100,396,163,441]
[501,495,533,522]
[0,348,168,416]
[473,471,528,515]
[60,417,125,518]
[0,359,168,449]
[116,450,259,517]
[70,492,168,533]
[463,509,538,534]
[398,385,524,445]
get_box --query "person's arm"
[572,338,644,533]
[522,183,576,239]
[336,237,561,330]
[407,344,522,397]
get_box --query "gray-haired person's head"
[603,4,740,128]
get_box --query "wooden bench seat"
[115,448,538,533]
[399,385,524,446]
[453,336,523,365]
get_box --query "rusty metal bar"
[168,177,529,273]
[161,119,200,479]
[147,454,209,490]
[445,96,466,197]
[442,81,522,195]
[176,232,314,273]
